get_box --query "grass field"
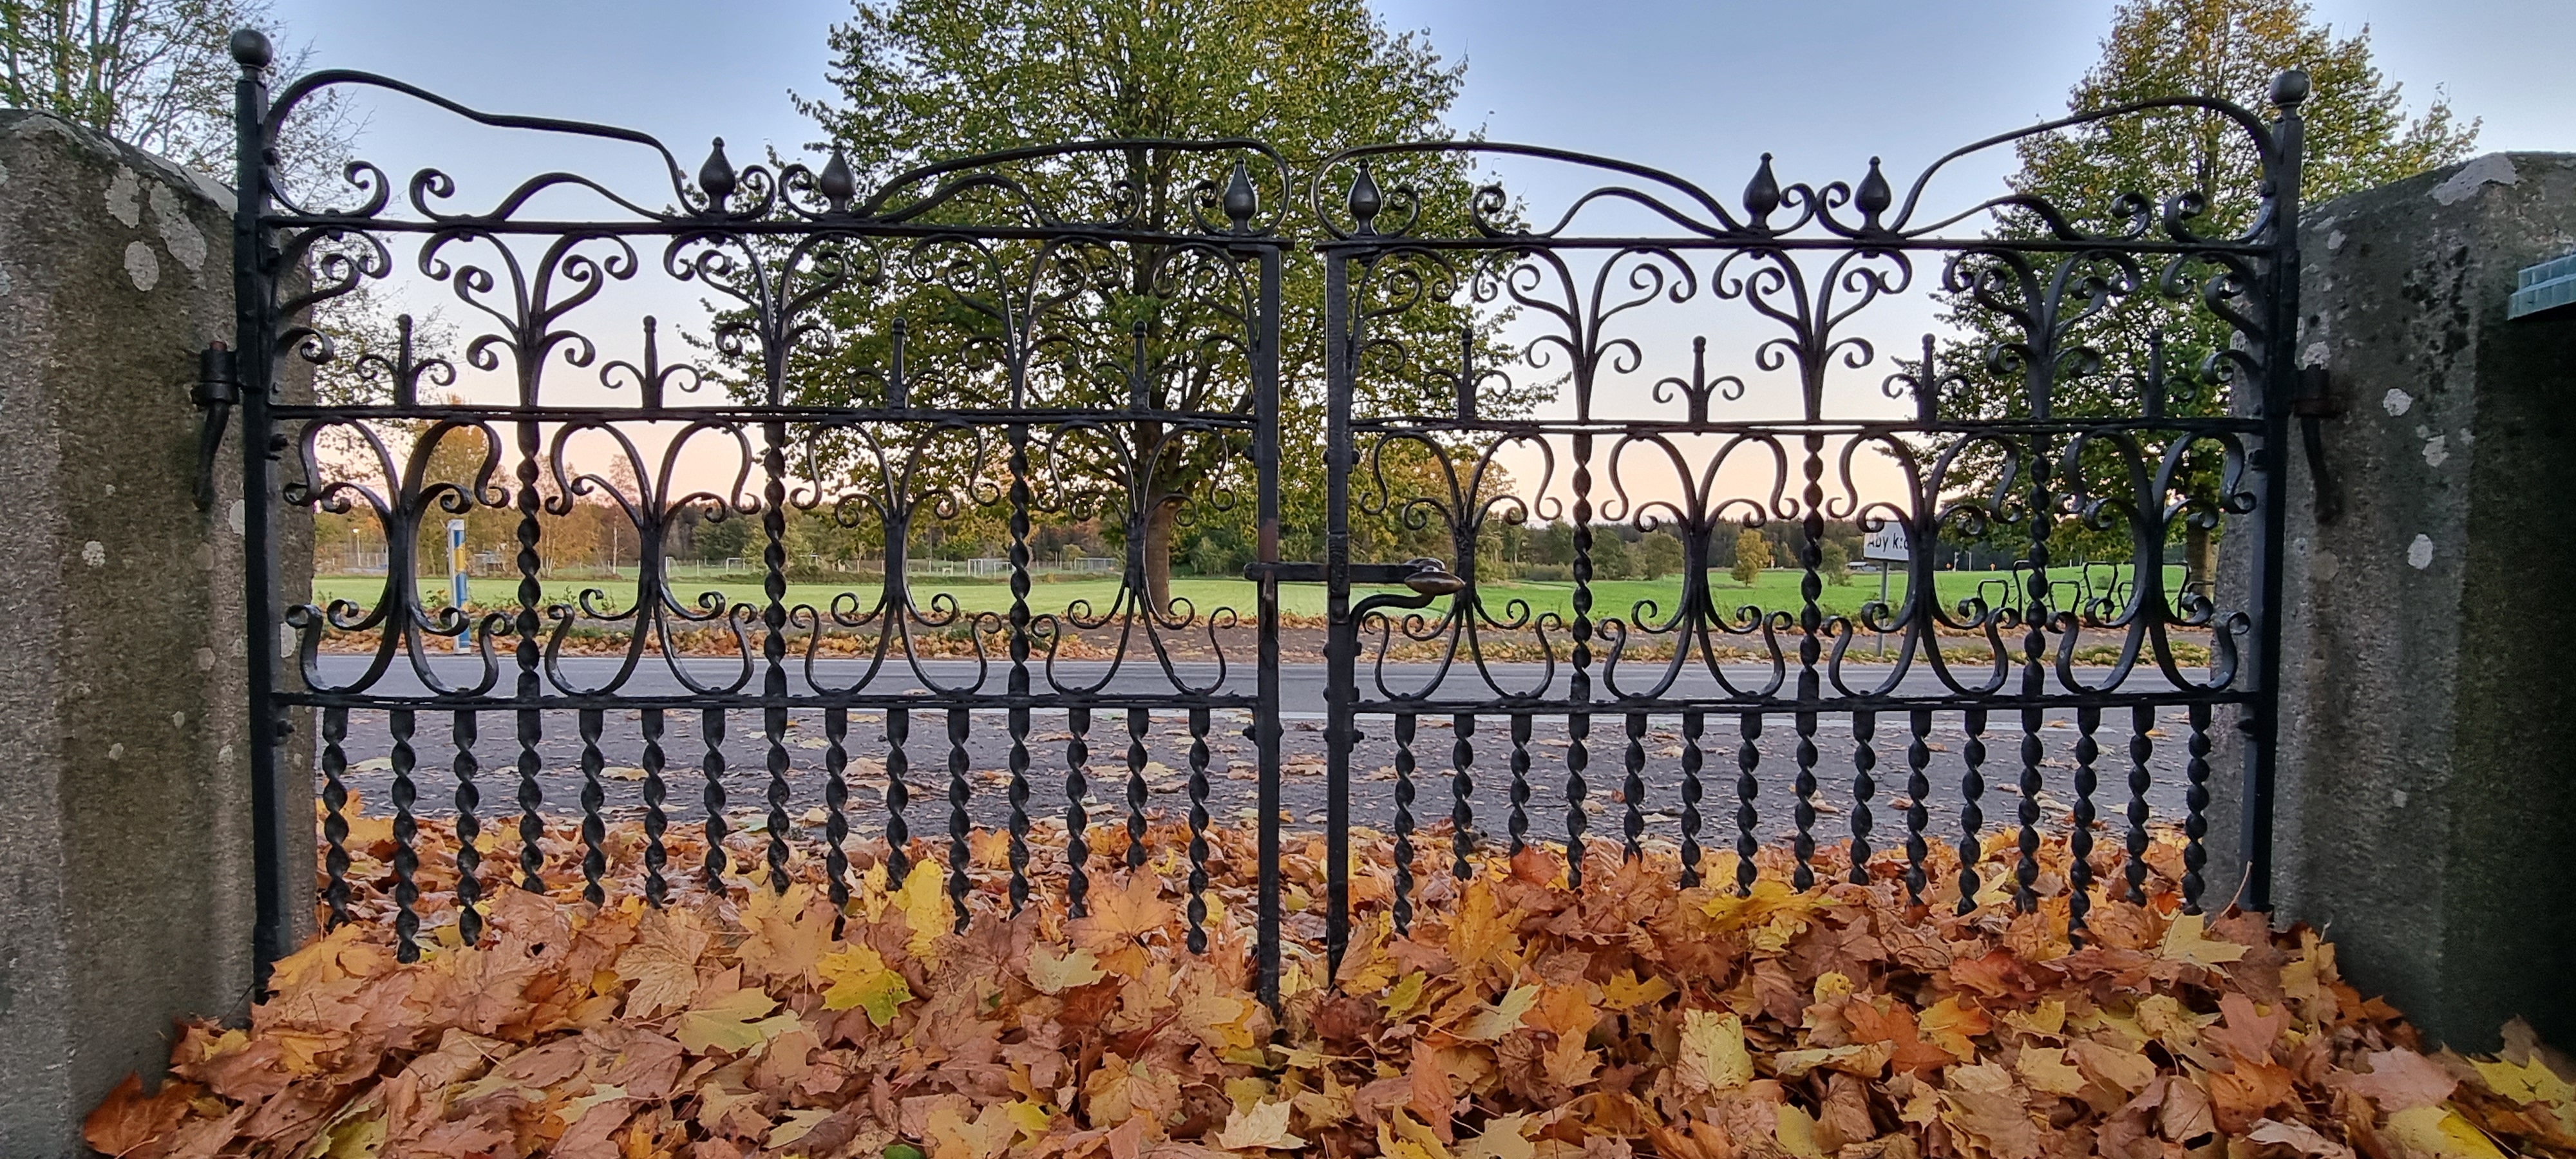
[312,565,2187,624]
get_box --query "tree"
[1587,529,1633,582]
[1821,541,1852,587]
[782,0,1536,613]
[1730,528,1772,588]
[1635,529,1684,581]
[1940,0,2473,591]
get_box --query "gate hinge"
[191,342,240,511]
[2293,366,2344,525]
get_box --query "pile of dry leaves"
[86,818,2576,1159]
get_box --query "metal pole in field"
[449,518,469,653]
[1877,563,1889,659]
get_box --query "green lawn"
[312,565,2185,623]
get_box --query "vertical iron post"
[1251,245,1285,1006]
[2242,70,2308,912]
[1321,251,1354,981]
[231,29,292,985]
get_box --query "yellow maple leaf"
[2159,913,2249,969]
[1382,970,1430,1019]
[817,944,914,1026]
[1380,1109,1455,1159]
[896,862,953,963]
[614,907,710,1019]
[1677,1010,1754,1093]
[1026,945,1107,994]
[1447,879,1515,976]
[672,986,799,1055]
[1774,1103,1828,1159]
[1920,996,1992,1061]
[736,883,831,985]
[1601,970,1674,1011]
[1216,1100,1307,1151]
[1459,1113,1538,1159]
[1459,984,1541,1041]
[2382,1106,2508,1159]
[2015,1046,2088,1096]
[2474,1055,2575,1108]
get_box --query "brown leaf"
[82,1074,193,1158]
[2342,1048,2459,1113]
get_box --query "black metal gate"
[226,33,2304,1000]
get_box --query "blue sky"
[268,0,2571,198]
[264,0,2575,500]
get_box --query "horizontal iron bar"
[1345,691,2253,715]
[273,404,1259,426]
[1247,561,1438,585]
[281,692,1262,711]
[264,214,1293,247]
[1351,417,2268,436]
[1316,236,2272,256]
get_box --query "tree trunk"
[2184,522,2214,595]
[1142,489,1177,615]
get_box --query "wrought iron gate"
[227,33,2304,999]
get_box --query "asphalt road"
[310,655,2224,865]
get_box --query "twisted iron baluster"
[2184,702,2212,912]
[1065,706,1092,917]
[1567,433,1593,886]
[452,710,483,941]
[1187,707,1212,953]
[578,707,607,906]
[1005,425,1033,914]
[1904,709,1932,905]
[515,706,544,892]
[1508,713,1532,853]
[2016,706,2044,913]
[824,707,851,920]
[1393,713,1417,934]
[1622,711,1647,862]
[1849,709,1877,885]
[319,707,350,928]
[885,708,911,881]
[1126,708,1150,869]
[1957,708,1989,915]
[2125,704,2154,903]
[946,706,972,931]
[2070,706,2101,941]
[390,708,419,960]
[701,707,728,889]
[639,708,667,907]
[1680,710,1705,887]
[1792,710,1819,889]
[1736,711,1762,896]
[761,420,792,895]
[1452,713,1475,879]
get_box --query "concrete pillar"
[0,111,313,1156]
[2255,151,2576,1051]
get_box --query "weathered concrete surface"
[2246,152,2576,1052]
[0,111,313,1157]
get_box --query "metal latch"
[191,342,240,511]
[1244,558,1464,595]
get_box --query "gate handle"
[1245,557,1465,595]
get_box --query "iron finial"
[1857,156,1892,230]
[2270,70,2312,109]
[229,27,272,70]
[819,146,856,214]
[1347,162,1383,236]
[1222,160,1258,233]
[699,138,737,212]
[1743,153,1781,227]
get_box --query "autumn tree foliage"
[1939,0,2476,587]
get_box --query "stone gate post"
[0,111,314,1156]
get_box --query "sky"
[261,0,2576,505]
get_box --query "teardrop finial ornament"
[2269,69,2311,109]
[819,147,857,214]
[1743,153,1781,227]
[1222,161,1258,232]
[1347,162,1383,236]
[1857,156,1892,229]
[699,138,738,212]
